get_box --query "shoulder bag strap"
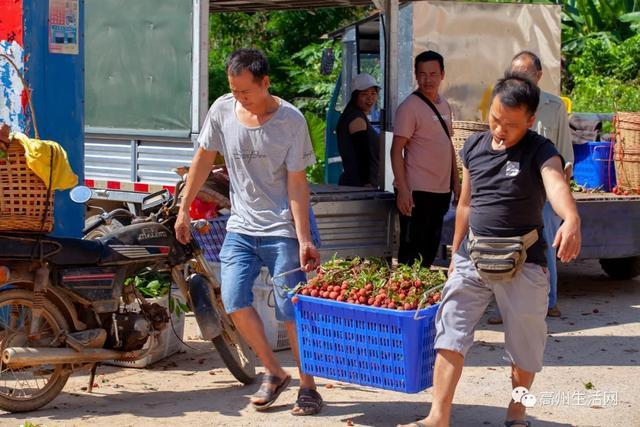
[412,91,450,140]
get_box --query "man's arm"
[175,147,218,244]
[287,170,320,271]
[450,143,461,202]
[541,156,581,262]
[556,102,574,181]
[391,135,413,215]
[450,167,471,274]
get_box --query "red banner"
[0,0,23,46]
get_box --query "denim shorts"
[218,231,306,321]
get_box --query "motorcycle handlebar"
[108,208,136,219]
[170,179,185,211]
[82,216,104,234]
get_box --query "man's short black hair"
[492,71,540,116]
[226,48,270,80]
[512,50,542,72]
[414,50,444,74]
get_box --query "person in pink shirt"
[391,50,460,267]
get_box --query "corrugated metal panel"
[85,137,132,181]
[84,135,195,185]
[137,140,195,184]
[313,198,395,260]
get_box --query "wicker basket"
[613,112,640,193]
[0,140,54,233]
[452,121,490,170]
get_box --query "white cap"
[351,73,380,93]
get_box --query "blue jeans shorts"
[219,231,306,321]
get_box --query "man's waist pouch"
[467,229,538,282]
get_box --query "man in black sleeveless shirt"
[398,73,581,427]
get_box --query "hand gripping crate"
[294,295,439,393]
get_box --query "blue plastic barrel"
[572,141,616,191]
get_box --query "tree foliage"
[560,0,640,56]
[208,8,369,106]
[569,34,640,112]
[208,7,370,183]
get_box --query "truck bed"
[309,185,396,261]
[438,192,640,262]
[573,192,640,202]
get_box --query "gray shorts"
[435,253,550,373]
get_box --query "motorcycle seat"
[0,233,105,265]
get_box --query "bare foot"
[506,400,527,423]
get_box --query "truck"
[323,1,640,278]
[79,1,640,276]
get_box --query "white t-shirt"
[198,94,315,238]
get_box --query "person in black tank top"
[398,72,582,427]
[336,73,380,187]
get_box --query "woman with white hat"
[336,73,380,187]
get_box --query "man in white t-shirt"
[175,49,322,416]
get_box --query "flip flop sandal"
[505,420,531,427]
[291,387,323,416]
[251,374,291,411]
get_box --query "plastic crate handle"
[592,145,614,162]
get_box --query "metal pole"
[385,0,399,129]
[381,0,399,191]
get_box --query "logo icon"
[512,386,529,403]
[512,387,537,408]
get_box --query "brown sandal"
[251,374,291,411]
[291,387,323,416]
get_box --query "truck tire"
[599,257,640,280]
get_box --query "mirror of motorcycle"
[69,186,92,204]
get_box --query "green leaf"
[620,11,640,23]
[304,111,326,160]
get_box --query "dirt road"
[2,260,638,427]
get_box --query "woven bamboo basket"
[0,141,54,233]
[452,121,490,170]
[613,112,640,193]
[0,53,53,232]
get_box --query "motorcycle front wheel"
[0,289,71,412]
[212,295,257,385]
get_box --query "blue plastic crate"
[294,295,439,393]
[192,210,322,264]
[192,215,230,263]
[573,141,616,191]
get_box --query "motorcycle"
[0,179,257,413]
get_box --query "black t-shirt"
[459,130,560,265]
[336,104,380,187]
